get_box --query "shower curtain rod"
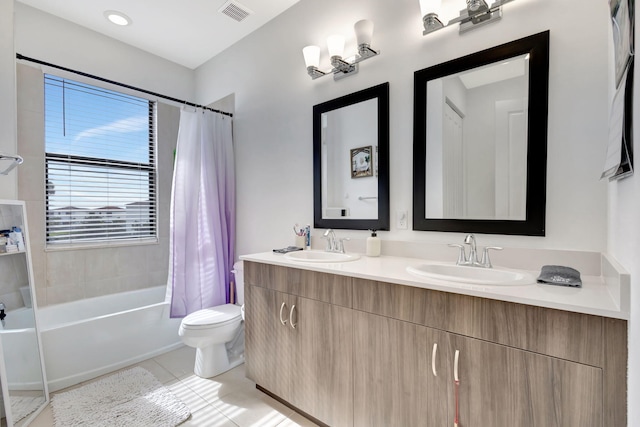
[16,53,233,118]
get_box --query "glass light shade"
[302,45,321,68]
[354,19,374,46]
[326,35,345,58]
[419,0,441,16]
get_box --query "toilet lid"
[181,304,242,330]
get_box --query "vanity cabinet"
[244,264,353,427]
[244,261,626,427]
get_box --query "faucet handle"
[337,237,350,253]
[480,246,503,268]
[448,244,467,265]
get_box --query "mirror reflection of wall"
[322,98,378,220]
[426,54,529,220]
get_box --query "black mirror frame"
[314,82,390,230]
[413,31,550,236]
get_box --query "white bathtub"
[38,286,183,392]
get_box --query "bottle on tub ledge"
[366,229,380,257]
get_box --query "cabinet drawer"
[446,293,603,366]
[244,261,352,307]
[352,278,447,330]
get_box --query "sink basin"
[406,263,535,286]
[284,250,360,263]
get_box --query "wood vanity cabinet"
[244,261,626,427]
[244,263,353,427]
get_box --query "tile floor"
[29,346,319,427]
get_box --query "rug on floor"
[51,366,191,427]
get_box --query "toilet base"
[194,343,244,378]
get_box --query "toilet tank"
[233,261,244,305]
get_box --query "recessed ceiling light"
[104,10,132,26]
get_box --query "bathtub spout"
[0,302,6,327]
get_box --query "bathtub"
[38,286,183,392]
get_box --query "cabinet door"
[291,296,353,427]
[245,286,294,400]
[353,311,449,427]
[450,334,602,427]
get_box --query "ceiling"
[16,0,300,69]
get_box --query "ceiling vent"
[218,0,253,22]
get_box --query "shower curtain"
[166,108,235,318]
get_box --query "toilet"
[178,261,245,378]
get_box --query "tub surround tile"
[83,248,119,281]
[17,154,45,202]
[45,283,85,305]
[16,64,44,114]
[16,110,45,158]
[45,250,86,288]
[84,276,124,299]
[116,245,149,277]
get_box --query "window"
[44,75,157,246]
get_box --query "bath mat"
[51,366,191,427]
[10,395,45,423]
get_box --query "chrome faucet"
[449,234,502,268]
[322,229,350,254]
[464,234,478,265]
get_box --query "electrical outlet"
[397,210,408,229]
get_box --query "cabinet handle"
[431,343,438,377]
[289,304,297,329]
[454,349,460,382]
[279,301,288,326]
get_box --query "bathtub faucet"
[0,302,5,327]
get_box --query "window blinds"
[44,75,157,246]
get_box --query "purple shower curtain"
[166,108,235,318]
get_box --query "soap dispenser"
[366,229,381,257]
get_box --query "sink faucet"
[449,234,502,268]
[464,234,478,265]
[322,229,350,254]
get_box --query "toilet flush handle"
[279,302,288,326]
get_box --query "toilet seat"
[181,304,242,330]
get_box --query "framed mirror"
[0,200,49,426]
[413,31,549,235]
[314,82,390,230]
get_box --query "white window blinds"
[44,74,157,246]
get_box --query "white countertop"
[240,251,628,320]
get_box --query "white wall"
[195,0,610,257]
[0,0,17,200]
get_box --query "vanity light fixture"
[302,19,380,81]
[104,10,132,26]
[420,0,514,35]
